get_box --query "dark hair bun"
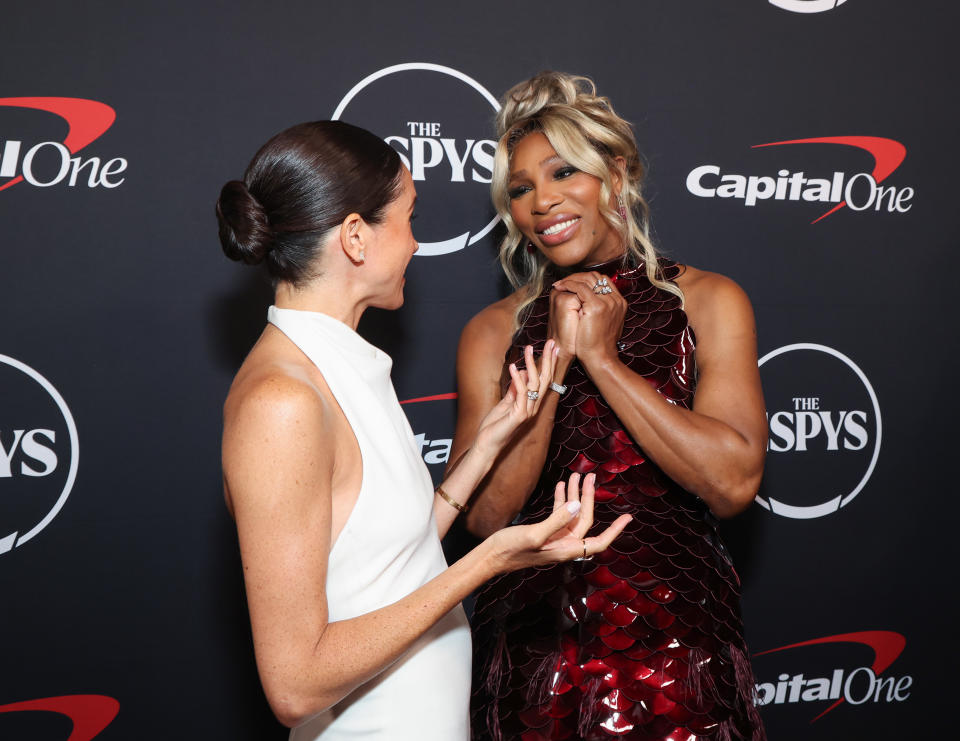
[216,121,403,286]
[215,180,272,265]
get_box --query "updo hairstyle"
[216,120,404,287]
[491,72,682,325]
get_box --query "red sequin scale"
[471,259,764,741]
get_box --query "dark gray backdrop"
[1,1,956,739]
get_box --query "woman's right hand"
[485,472,631,575]
[548,287,583,360]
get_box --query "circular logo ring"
[0,354,79,553]
[332,62,502,256]
[769,0,847,14]
[757,343,881,519]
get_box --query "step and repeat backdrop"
[1,1,955,739]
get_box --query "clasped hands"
[467,281,631,569]
[473,270,628,457]
[549,271,627,365]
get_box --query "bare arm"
[432,342,556,538]
[224,374,628,728]
[449,293,582,537]
[553,269,767,518]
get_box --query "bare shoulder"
[226,366,325,430]
[222,331,341,519]
[225,340,328,431]
[673,265,756,338]
[460,290,524,354]
[222,329,337,471]
[455,290,526,416]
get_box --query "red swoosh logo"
[0,694,119,740]
[0,97,116,192]
[754,630,906,722]
[400,392,458,405]
[751,136,906,223]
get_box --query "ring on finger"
[574,538,593,562]
[592,277,609,294]
[527,390,540,401]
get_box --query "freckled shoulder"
[221,338,346,520]
[224,329,335,430]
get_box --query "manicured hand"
[474,340,557,456]
[487,472,632,573]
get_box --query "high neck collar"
[548,253,644,280]
[267,305,390,369]
[584,254,642,277]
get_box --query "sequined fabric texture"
[470,260,765,741]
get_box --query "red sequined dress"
[470,259,765,741]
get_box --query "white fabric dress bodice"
[268,306,471,741]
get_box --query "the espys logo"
[754,631,910,722]
[0,355,79,555]
[0,97,126,191]
[769,0,847,13]
[757,344,880,519]
[333,63,500,256]
[686,137,912,223]
[400,392,456,470]
[0,695,118,740]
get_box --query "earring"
[617,194,627,221]
[358,251,365,262]
[526,241,536,254]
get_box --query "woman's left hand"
[473,340,557,457]
[552,272,627,365]
[485,472,632,573]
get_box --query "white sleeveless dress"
[267,306,472,741]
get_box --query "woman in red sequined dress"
[449,73,768,740]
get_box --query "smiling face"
[507,132,623,268]
[365,167,419,310]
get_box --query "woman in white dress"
[215,121,631,740]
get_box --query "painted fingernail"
[566,501,582,516]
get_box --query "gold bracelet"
[435,484,468,513]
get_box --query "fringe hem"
[730,642,767,741]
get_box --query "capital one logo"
[0,97,126,191]
[686,136,912,223]
[756,344,880,519]
[400,392,457,471]
[0,695,118,740]
[0,355,79,554]
[754,631,910,722]
[333,63,499,256]
[769,0,847,12]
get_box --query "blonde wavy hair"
[492,71,683,327]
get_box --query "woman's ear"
[339,213,366,264]
[611,156,627,195]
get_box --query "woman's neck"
[274,280,366,330]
